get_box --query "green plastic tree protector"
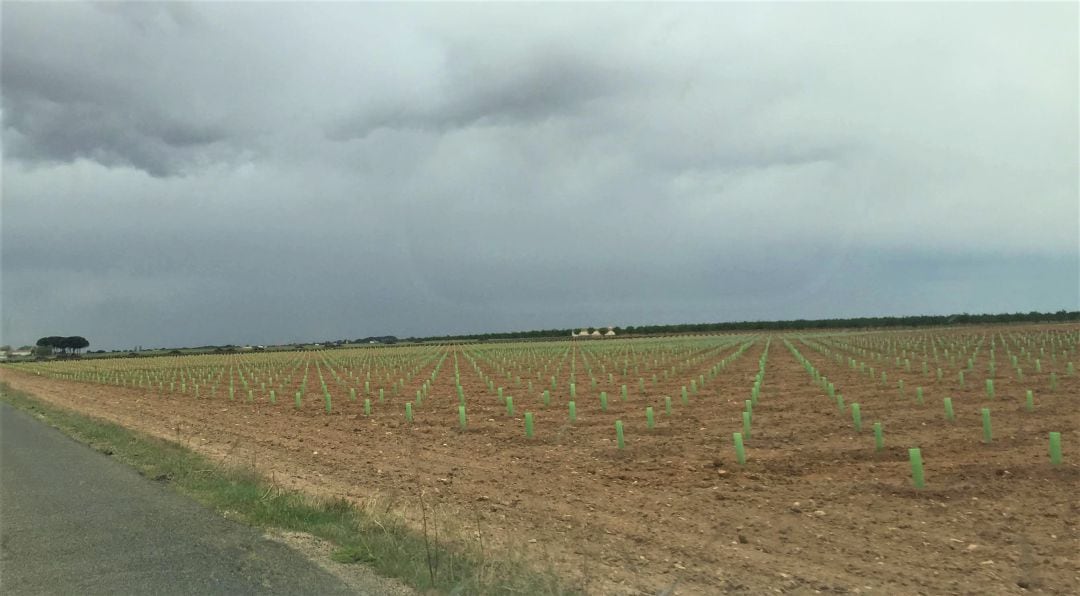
[1049,432,1062,465]
[742,411,751,439]
[405,402,413,421]
[600,392,608,411]
[873,422,884,451]
[364,398,372,416]
[568,401,576,423]
[295,391,302,409]
[1025,390,1034,411]
[458,405,466,429]
[506,395,514,416]
[733,433,746,465]
[909,448,925,488]
[981,408,992,443]
[665,396,672,416]
[852,403,862,432]
[985,379,994,400]
[615,420,625,449]
[542,390,550,406]
[646,407,655,429]
[944,397,955,421]
[525,412,534,438]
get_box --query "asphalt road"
[0,401,358,595]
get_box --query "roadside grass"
[0,383,573,595]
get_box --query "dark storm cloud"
[328,49,631,139]
[3,94,229,177]
[2,2,1077,350]
[2,2,244,176]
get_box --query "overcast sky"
[2,2,1077,350]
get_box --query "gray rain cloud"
[2,2,1078,350]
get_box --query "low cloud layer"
[3,2,1077,349]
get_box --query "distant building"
[571,327,616,338]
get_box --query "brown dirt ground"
[2,325,1077,595]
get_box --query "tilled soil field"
[2,326,1077,595]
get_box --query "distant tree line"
[408,310,1079,343]
[35,335,90,356]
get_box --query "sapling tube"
[568,401,576,423]
[873,422,884,451]
[944,397,955,421]
[458,405,466,429]
[852,403,862,432]
[733,433,746,465]
[525,412,534,438]
[909,448,925,488]
[405,402,413,422]
[1049,432,1062,465]
[646,407,655,429]
[742,411,751,439]
[364,398,372,416]
[615,420,625,449]
[981,408,992,443]
[1025,389,1034,411]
